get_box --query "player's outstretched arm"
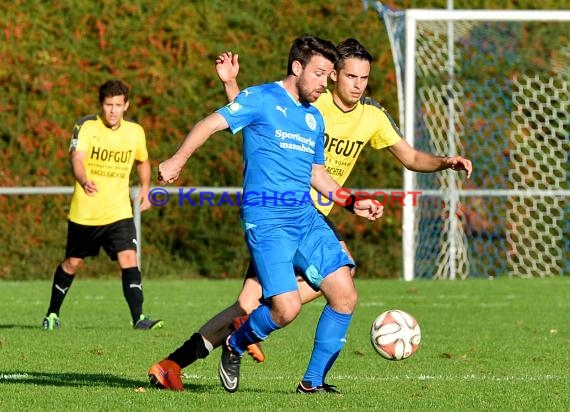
[310,164,383,221]
[388,139,472,179]
[215,51,241,102]
[158,113,229,185]
[445,155,473,178]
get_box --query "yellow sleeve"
[369,106,402,150]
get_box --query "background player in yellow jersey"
[148,39,472,391]
[42,80,163,331]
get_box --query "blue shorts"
[245,209,354,299]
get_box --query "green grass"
[0,278,568,411]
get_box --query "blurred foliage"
[1,0,568,279]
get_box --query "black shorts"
[65,218,137,261]
[244,212,343,280]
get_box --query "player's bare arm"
[135,159,152,212]
[310,164,383,221]
[159,113,229,184]
[215,51,241,102]
[387,139,473,179]
[70,150,98,195]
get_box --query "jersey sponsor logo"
[279,141,315,154]
[242,88,253,97]
[324,133,365,158]
[227,101,242,113]
[275,130,316,147]
[275,129,316,154]
[326,166,345,177]
[305,113,317,131]
[89,147,133,163]
[275,105,288,117]
[88,169,127,179]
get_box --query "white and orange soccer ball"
[370,309,421,360]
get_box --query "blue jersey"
[217,82,326,225]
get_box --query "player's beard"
[297,77,325,104]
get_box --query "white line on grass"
[336,374,569,382]
[182,373,568,383]
[0,373,30,380]
[4,372,564,384]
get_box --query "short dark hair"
[99,80,129,103]
[335,38,373,70]
[287,35,339,75]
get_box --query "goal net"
[376,5,570,279]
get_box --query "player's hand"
[215,51,239,84]
[447,156,473,179]
[158,157,184,185]
[81,180,98,196]
[354,199,384,221]
[136,188,152,212]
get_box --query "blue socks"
[229,304,280,355]
[302,305,352,387]
[228,302,352,388]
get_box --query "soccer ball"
[370,310,421,360]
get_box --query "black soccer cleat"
[134,315,164,330]
[296,380,340,394]
[219,335,242,393]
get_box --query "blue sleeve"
[216,87,261,134]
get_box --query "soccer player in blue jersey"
[153,35,382,393]
[149,37,472,394]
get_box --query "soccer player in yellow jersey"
[42,80,163,331]
[149,39,472,392]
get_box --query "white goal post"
[376,5,570,280]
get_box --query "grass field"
[0,277,568,411]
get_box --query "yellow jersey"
[312,91,402,215]
[68,115,148,225]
